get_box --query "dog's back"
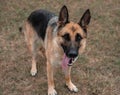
[27,9,55,40]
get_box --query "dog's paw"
[66,82,78,92]
[48,88,57,95]
[30,69,37,76]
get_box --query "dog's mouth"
[62,54,78,69]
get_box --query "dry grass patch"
[0,0,120,95]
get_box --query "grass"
[0,0,120,95]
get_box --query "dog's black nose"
[68,50,78,58]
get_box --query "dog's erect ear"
[58,5,69,26]
[78,9,91,32]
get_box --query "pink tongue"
[62,54,70,69]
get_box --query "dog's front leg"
[65,66,78,92]
[47,61,57,95]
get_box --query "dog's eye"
[75,33,82,42]
[62,33,70,41]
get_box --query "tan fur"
[58,22,86,38]
[24,21,44,76]
[24,21,87,95]
[21,5,92,95]
[58,22,87,54]
[45,22,86,94]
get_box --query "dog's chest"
[51,43,64,66]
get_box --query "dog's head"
[57,5,91,60]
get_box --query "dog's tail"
[18,26,25,36]
[19,23,25,35]
[19,27,23,32]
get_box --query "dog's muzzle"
[67,49,78,59]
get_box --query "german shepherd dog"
[21,5,91,95]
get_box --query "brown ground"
[0,0,120,95]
